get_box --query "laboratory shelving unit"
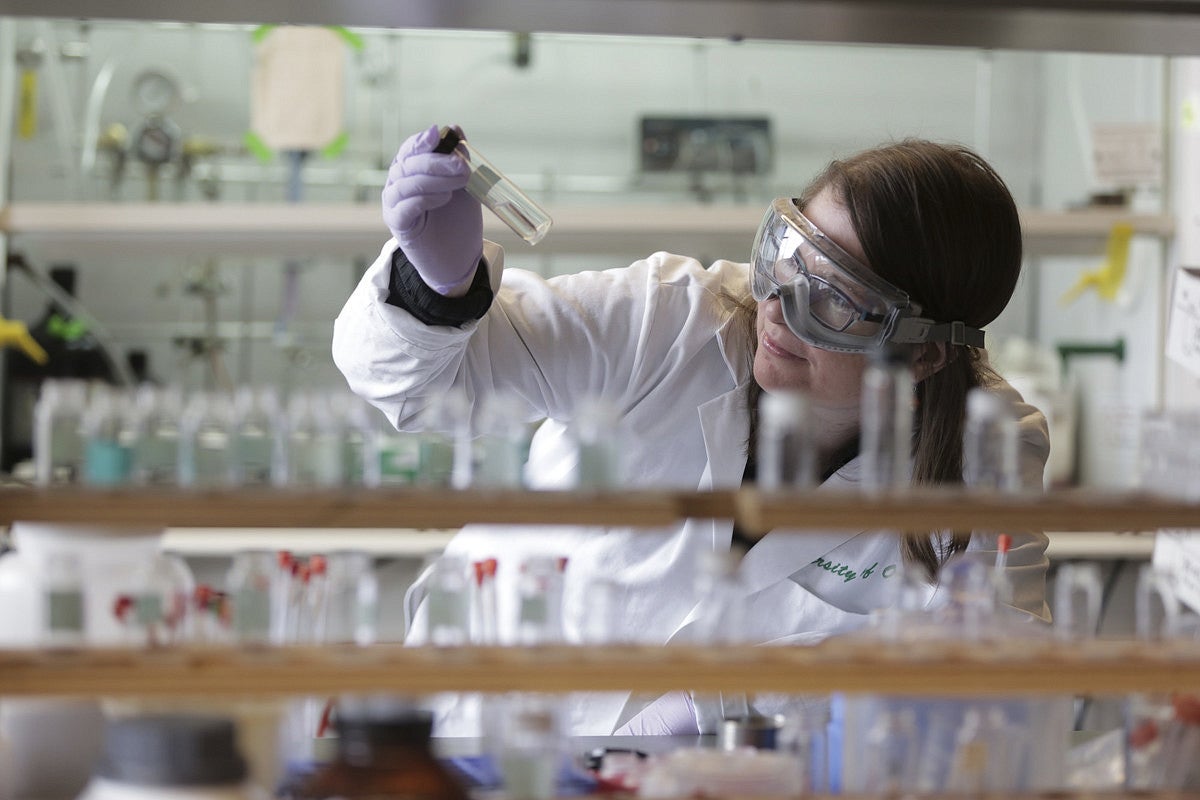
[0,485,1198,703]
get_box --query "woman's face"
[753,188,869,428]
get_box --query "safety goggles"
[750,198,984,353]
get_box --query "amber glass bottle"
[288,710,470,800]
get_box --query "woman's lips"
[761,331,805,361]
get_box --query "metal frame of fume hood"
[7,0,1200,56]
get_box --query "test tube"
[436,126,552,246]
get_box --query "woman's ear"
[911,341,949,382]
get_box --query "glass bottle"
[963,386,1020,491]
[178,391,235,489]
[33,378,88,485]
[42,551,86,647]
[230,386,279,487]
[128,384,182,486]
[426,555,470,646]
[81,386,133,487]
[571,396,622,489]
[83,713,252,800]
[282,391,346,488]
[287,709,469,800]
[416,389,469,488]
[859,344,913,492]
[225,550,275,645]
[515,555,566,645]
[474,391,531,489]
[341,394,383,488]
[756,389,816,489]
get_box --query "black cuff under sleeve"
[384,247,494,327]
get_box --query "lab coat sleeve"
[333,238,731,432]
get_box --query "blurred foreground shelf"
[2,487,1198,533]
[1,639,1198,698]
[0,203,1173,258]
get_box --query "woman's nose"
[760,296,785,323]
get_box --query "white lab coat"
[332,239,1052,736]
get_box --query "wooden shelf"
[1,638,1198,698]
[2,486,1198,534]
[0,203,1173,258]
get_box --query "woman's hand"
[382,124,484,295]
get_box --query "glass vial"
[963,387,1020,491]
[436,126,552,246]
[756,390,816,489]
[859,344,914,492]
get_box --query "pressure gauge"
[132,69,180,116]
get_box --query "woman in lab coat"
[332,125,1050,736]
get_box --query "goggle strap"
[927,320,985,348]
[891,318,985,347]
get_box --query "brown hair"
[752,140,1023,579]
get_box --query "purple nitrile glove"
[382,124,484,295]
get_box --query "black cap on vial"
[97,714,247,786]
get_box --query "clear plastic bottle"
[963,386,1020,491]
[435,127,552,246]
[82,386,133,487]
[756,390,816,489]
[178,392,235,489]
[859,344,914,492]
[288,709,469,800]
[33,378,88,485]
[313,551,378,646]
